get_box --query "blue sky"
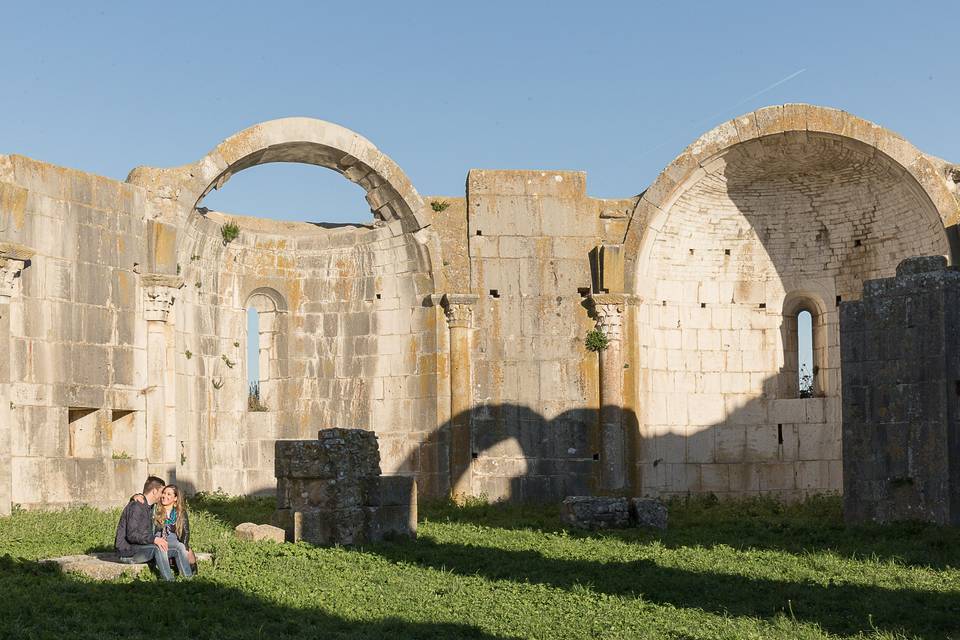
[2,2,951,384]
[2,2,955,221]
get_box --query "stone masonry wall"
[635,133,950,500]
[841,256,960,525]
[174,210,438,497]
[0,155,150,508]
[1,106,958,511]
[464,170,634,500]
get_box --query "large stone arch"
[623,104,960,292]
[128,117,431,230]
[622,104,960,499]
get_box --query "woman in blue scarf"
[153,484,193,579]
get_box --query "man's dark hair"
[143,476,166,494]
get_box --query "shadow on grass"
[421,495,960,570]
[0,555,516,640]
[367,534,959,639]
[190,493,276,528]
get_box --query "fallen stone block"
[41,551,213,580]
[630,498,668,529]
[561,496,630,530]
[234,522,285,543]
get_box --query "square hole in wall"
[476,230,482,236]
[489,289,500,298]
[724,249,731,255]
[700,302,707,308]
[836,295,842,307]
[758,303,766,309]
[68,408,99,458]
[110,409,139,460]
[854,239,862,247]
[577,287,591,297]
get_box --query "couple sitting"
[114,476,194,581]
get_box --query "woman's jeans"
[165,533,193,579]
[119,543,174,581]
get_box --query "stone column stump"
[272,428,417,545]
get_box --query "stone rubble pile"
[560,496,667,530]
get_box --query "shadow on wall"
[404,404,625,501]
[0,556,516,640]
[409,390,838,502]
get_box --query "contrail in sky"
[638,67,808,158]
[694,67,807,128]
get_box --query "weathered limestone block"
[560,496,630,530]
[273,428,416,545]
[234,522,285,543]
[41,551,213,580]
[630,498,668,529]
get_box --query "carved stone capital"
[0,242,35,303]
[441,293,479,329]
[588,293,628,341]
[141,273,184,322]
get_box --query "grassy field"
[0,494,958,639]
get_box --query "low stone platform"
[41,551,213,580]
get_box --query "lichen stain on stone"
[0,182,27,231]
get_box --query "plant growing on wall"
[111,450,131,460]
[799,364,814,398]
[184,350,192,360]
[430,200,450,212]
[248,382,268,412]
[221,355,236,369]
[212,377,224,390]
[221,220,240,244]
[585,328,609,352]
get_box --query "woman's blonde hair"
[154,484,189,540]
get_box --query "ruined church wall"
[633,133,950,500]
[0,155,151,509]
[172,212,439,498]
[462,170,635,500]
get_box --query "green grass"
[1,494,958,639]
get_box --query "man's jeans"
[118,543,174,581]
[165,533,193,579]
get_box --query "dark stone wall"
[272,428,416,545]
[840,256,960,525]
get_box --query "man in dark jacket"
[115,476,174,581]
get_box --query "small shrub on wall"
[585,329,609,352]
[221,220,240,244]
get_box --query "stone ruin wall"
[1,104,959,512]
[173,210,439,498]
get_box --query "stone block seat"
[41,551,213,580]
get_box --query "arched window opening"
[247,307,266,411]
[199,162,373,225]
[797,310,814,398]
[780,295,828,399]
[244,289,287,412]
